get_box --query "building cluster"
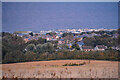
[80,45,107,51]
[40,28,117,34]
[23,33,60,43]
[59,41,107,51]
[14,28,119,51]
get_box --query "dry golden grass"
[2,60,119,78]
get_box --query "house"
[80,46,94,51]
[81,34,90,37]
[24,38,29,43]
[67,43,73,48]
[77,41,84,47]
[94,45,107,51]
[88,33,101,37]
[112,34,118,38]
[74,37,83,42]
[112,46,120,50]
[58,39,65,45]
[55,35,59,39]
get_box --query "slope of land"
[2,60,118,78]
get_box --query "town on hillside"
[13,28,119,51]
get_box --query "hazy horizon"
[2,2,118,32]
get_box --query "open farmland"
[2,60,118,78]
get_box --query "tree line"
[2,32,119,64]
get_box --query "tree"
[62,32,73,37]
[37,37,47,44]
[41,42,54,53]
[29,32,33,36]
[83,35,117,47]
[60,44,69,49]
[27,40,39,45]
[26,44,36,51]
[41,43,48,52]
[36,44,42,53]
[45,42,54,53]
[80,32,86,35]
[2,32,26,61]
[24,51,37,61]
[3,50,25,63]
[72,43,80,50]
[46,32,56,36]
[47,42,55,52]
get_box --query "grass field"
[2,60,119,78]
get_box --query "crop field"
[2,60,119,78]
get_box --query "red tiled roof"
[96,45,106,49]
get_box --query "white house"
[80,46,94,51]
[94,45,107,51]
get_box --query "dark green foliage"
[36,44,42,53]
[46,32,56,36]
[72,43,80,50]
[63,62,86,66]
[3,50,25,63]
[26,40,39,45]
[26,44,36,51]
[50,40,58,49]
[59,44,69,49]
[26,37,47,45]
[2,32,26,61]
[25,42,55,53]
[29,32,33,36]
[41,42,55,53]
[24,51,37,61]
[83,35,117,47]
[62,32,74,37]
[53,49,119,61]
[37,37,47,44]
[118,29,120,45]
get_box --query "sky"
[2,2,118,32]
